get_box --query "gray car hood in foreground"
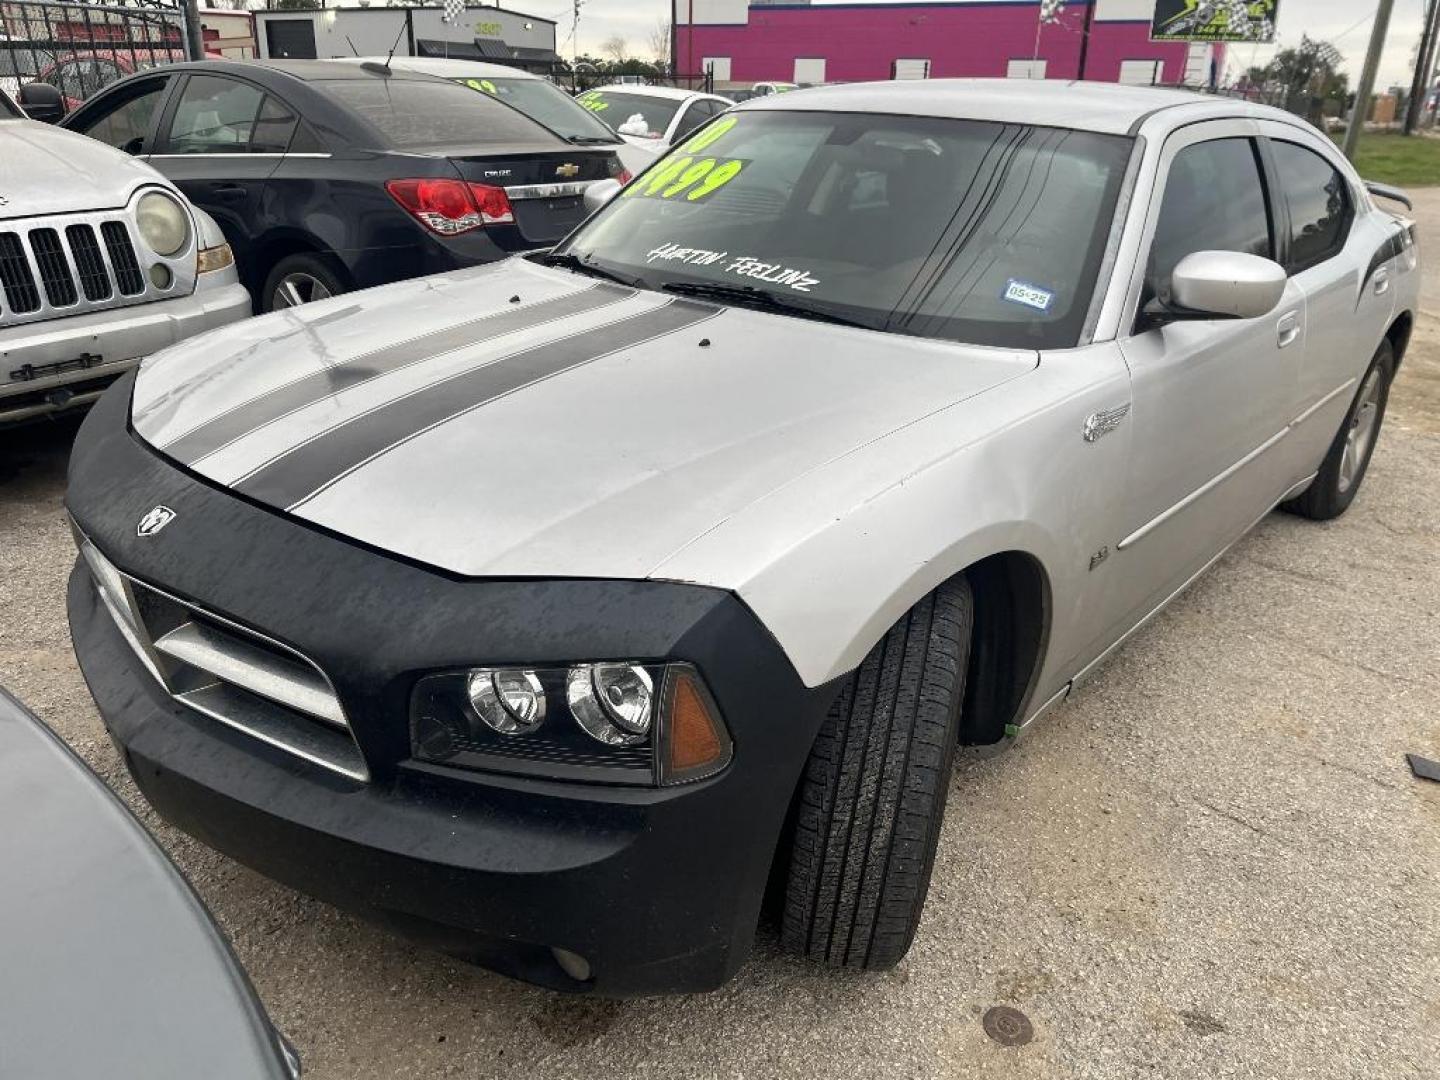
[0,689,293,1079]
[0,118,173,217]
[132,259,1034,579]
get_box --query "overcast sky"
[520,0,1431,89]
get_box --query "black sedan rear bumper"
[66,377,838,994]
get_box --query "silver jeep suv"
[1,88,250,426]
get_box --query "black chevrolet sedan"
[62,60,627,311]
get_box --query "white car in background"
[575,83,733,171]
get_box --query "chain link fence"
[1,0,187,107]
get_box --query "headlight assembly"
[135,191,189,256]
[411,662,731,786]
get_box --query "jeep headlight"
[410,662,732,786]
[136,191,189,256]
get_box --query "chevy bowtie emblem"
[137,505,176,537]
[555,162,581,178]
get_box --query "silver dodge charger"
[65,80,1419,994]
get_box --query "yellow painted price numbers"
[624,117,746,203]
[623,155,747,202]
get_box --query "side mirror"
[1148,250,1286,326]
[19,82,65,124]
[583,178,622,215]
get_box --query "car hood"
[0,118,169,216]
[0,688,293,1079]
[133,259,1035,579]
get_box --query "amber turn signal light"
[659,667,733,785]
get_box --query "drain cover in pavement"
[982,1005,1034,1047]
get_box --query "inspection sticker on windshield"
[1002,279,1054,312]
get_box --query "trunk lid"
[447,148,622,246]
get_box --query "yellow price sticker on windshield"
[578,93,608,112]
[679,115,737,154]
[624,156,747,203]
[464,78,499,94]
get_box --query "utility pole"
[181,0,204,62]
[1076,0,1095,80]
[1404,0,1440,133]
[1344,0,1396,160]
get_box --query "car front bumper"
[1,274,250,426]
[65,376,837,995]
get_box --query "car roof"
[161,58,444,83]
[590,83,706,102]
[343,56,542,81]
[733,78,1257,135]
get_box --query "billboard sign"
[1151,0,1279,43]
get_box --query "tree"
[271,0,322,9]
[601,35,627,64]
[647,18,671,65]
[1252,36,1348,121]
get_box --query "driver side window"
[1143,138,1272,311]
[78,79,167,155]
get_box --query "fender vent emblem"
[1083,403,1131,443]
[137,505,176,537]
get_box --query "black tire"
[260,252,348,314]
[781,577,973,970]
[1283,340,1395,521]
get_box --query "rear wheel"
[781,578,973,970]
[1284,340,1394,520]
[261,253,347,313]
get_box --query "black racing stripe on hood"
[162,283,634,465]
[233,299,720,512]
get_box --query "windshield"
[561,110,1133,350]
[576,89,680,140]
[452,76,618,143]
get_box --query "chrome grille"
[0,232,41,314]
[79,536,368,782]
[66,224,113,302]
[101,220,145,296]
[0,204,194,329]
[29,228,78,308]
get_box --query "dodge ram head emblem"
[555,162,581,178]
[136,505,176,537]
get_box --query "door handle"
[1276,310,1301,348]
[1373,266,1391,295]
[210,184,247,201]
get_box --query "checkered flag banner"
[1039,0,1065,24]
[442,0,465,25]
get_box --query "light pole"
[1343,0,1395,160]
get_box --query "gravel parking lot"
[3,194,1438,1080]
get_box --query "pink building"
[674,0,1224,88]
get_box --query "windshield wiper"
[566,135,620,145]
[660,281,878,330]
[541,251,646,288]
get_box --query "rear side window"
[1271,140,1351,271]
[167,75,263,153]
[1144,137,1271,308]
[250,95,298,153]
[318,78,555,149]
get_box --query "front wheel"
[781,578,973,970]
[1284,340,1394,521]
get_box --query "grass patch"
[1333,133,1440,187]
